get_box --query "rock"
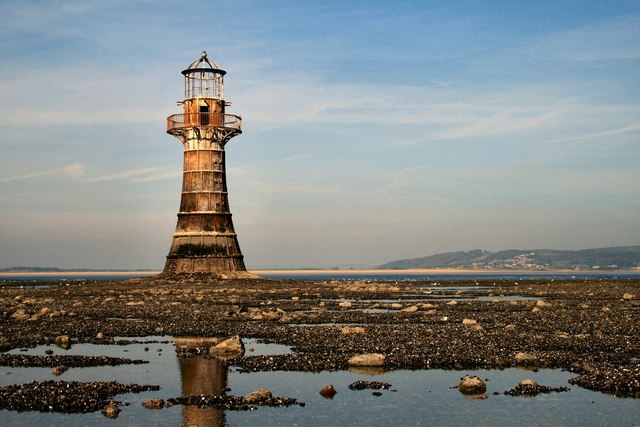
[142,398,165,409]
[210,335,245,356]
[535,300,550,307]
[243,389,272,404]
[401,305,419,313]
[514,352,538,364]
[446,300,458,306]
[11,309,30,321]
[348,353,385,367]
[291,296,300,301]
[52,365,68,376]
[622,293,635,300]
[458,375,487,395]
[102,401,120,418]
[462,318,477,325]
[338,301,352,309]
[96,332,104,340]
[390,303,403,310]
[30,307,51,320]
[55,335,71,349]
[341,326,365,334]
[518,378,538,387]
[319,384,337,398]
[348,381,392,390]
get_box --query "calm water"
[2,337,639,426]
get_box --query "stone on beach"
[458,375,487,395]
[514,352,538,364]
[518,378,538,387]
[11,309,30,321]
[210,335,245,356]
[142,398,165,409]
[55,335,71,349]
[52,365,69,376]
[341,326,365,334]
[243,388,272,404]
[102,401,120,418]
[319,384,337,398]
[348,353,386,367]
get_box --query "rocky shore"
[0,276,638,414]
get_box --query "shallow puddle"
[1,337,639,426]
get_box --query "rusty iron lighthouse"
[162,51,255,278]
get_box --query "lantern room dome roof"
[182,51,226,76]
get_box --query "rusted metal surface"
[161,52,248,276]
[167,112,241,138]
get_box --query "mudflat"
[1,276,639,400]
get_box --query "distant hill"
[377,246,640,270]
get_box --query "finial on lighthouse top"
[183,50,225,76]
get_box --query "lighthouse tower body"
[163,52,252,277]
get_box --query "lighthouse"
[162,51,254,278]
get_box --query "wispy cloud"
[543,123,640,144]
[0,163,85,183]
[129,171,181,182]
[83,167,164,183]
[523,15,640,62]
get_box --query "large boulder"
[210,335,245,357]
[348,353,385,367]
[514,352,538,365]
[458,375,487,395]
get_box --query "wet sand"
[1,276,638,408]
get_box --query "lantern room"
[182,50,226,100]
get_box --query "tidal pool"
[1,337,638,426]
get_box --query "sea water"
[1,337,639,426]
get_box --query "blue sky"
[0,0,638,269]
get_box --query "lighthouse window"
[200,105,209,126]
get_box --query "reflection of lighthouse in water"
[175,338,229,427]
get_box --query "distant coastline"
[4,268,638,278]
